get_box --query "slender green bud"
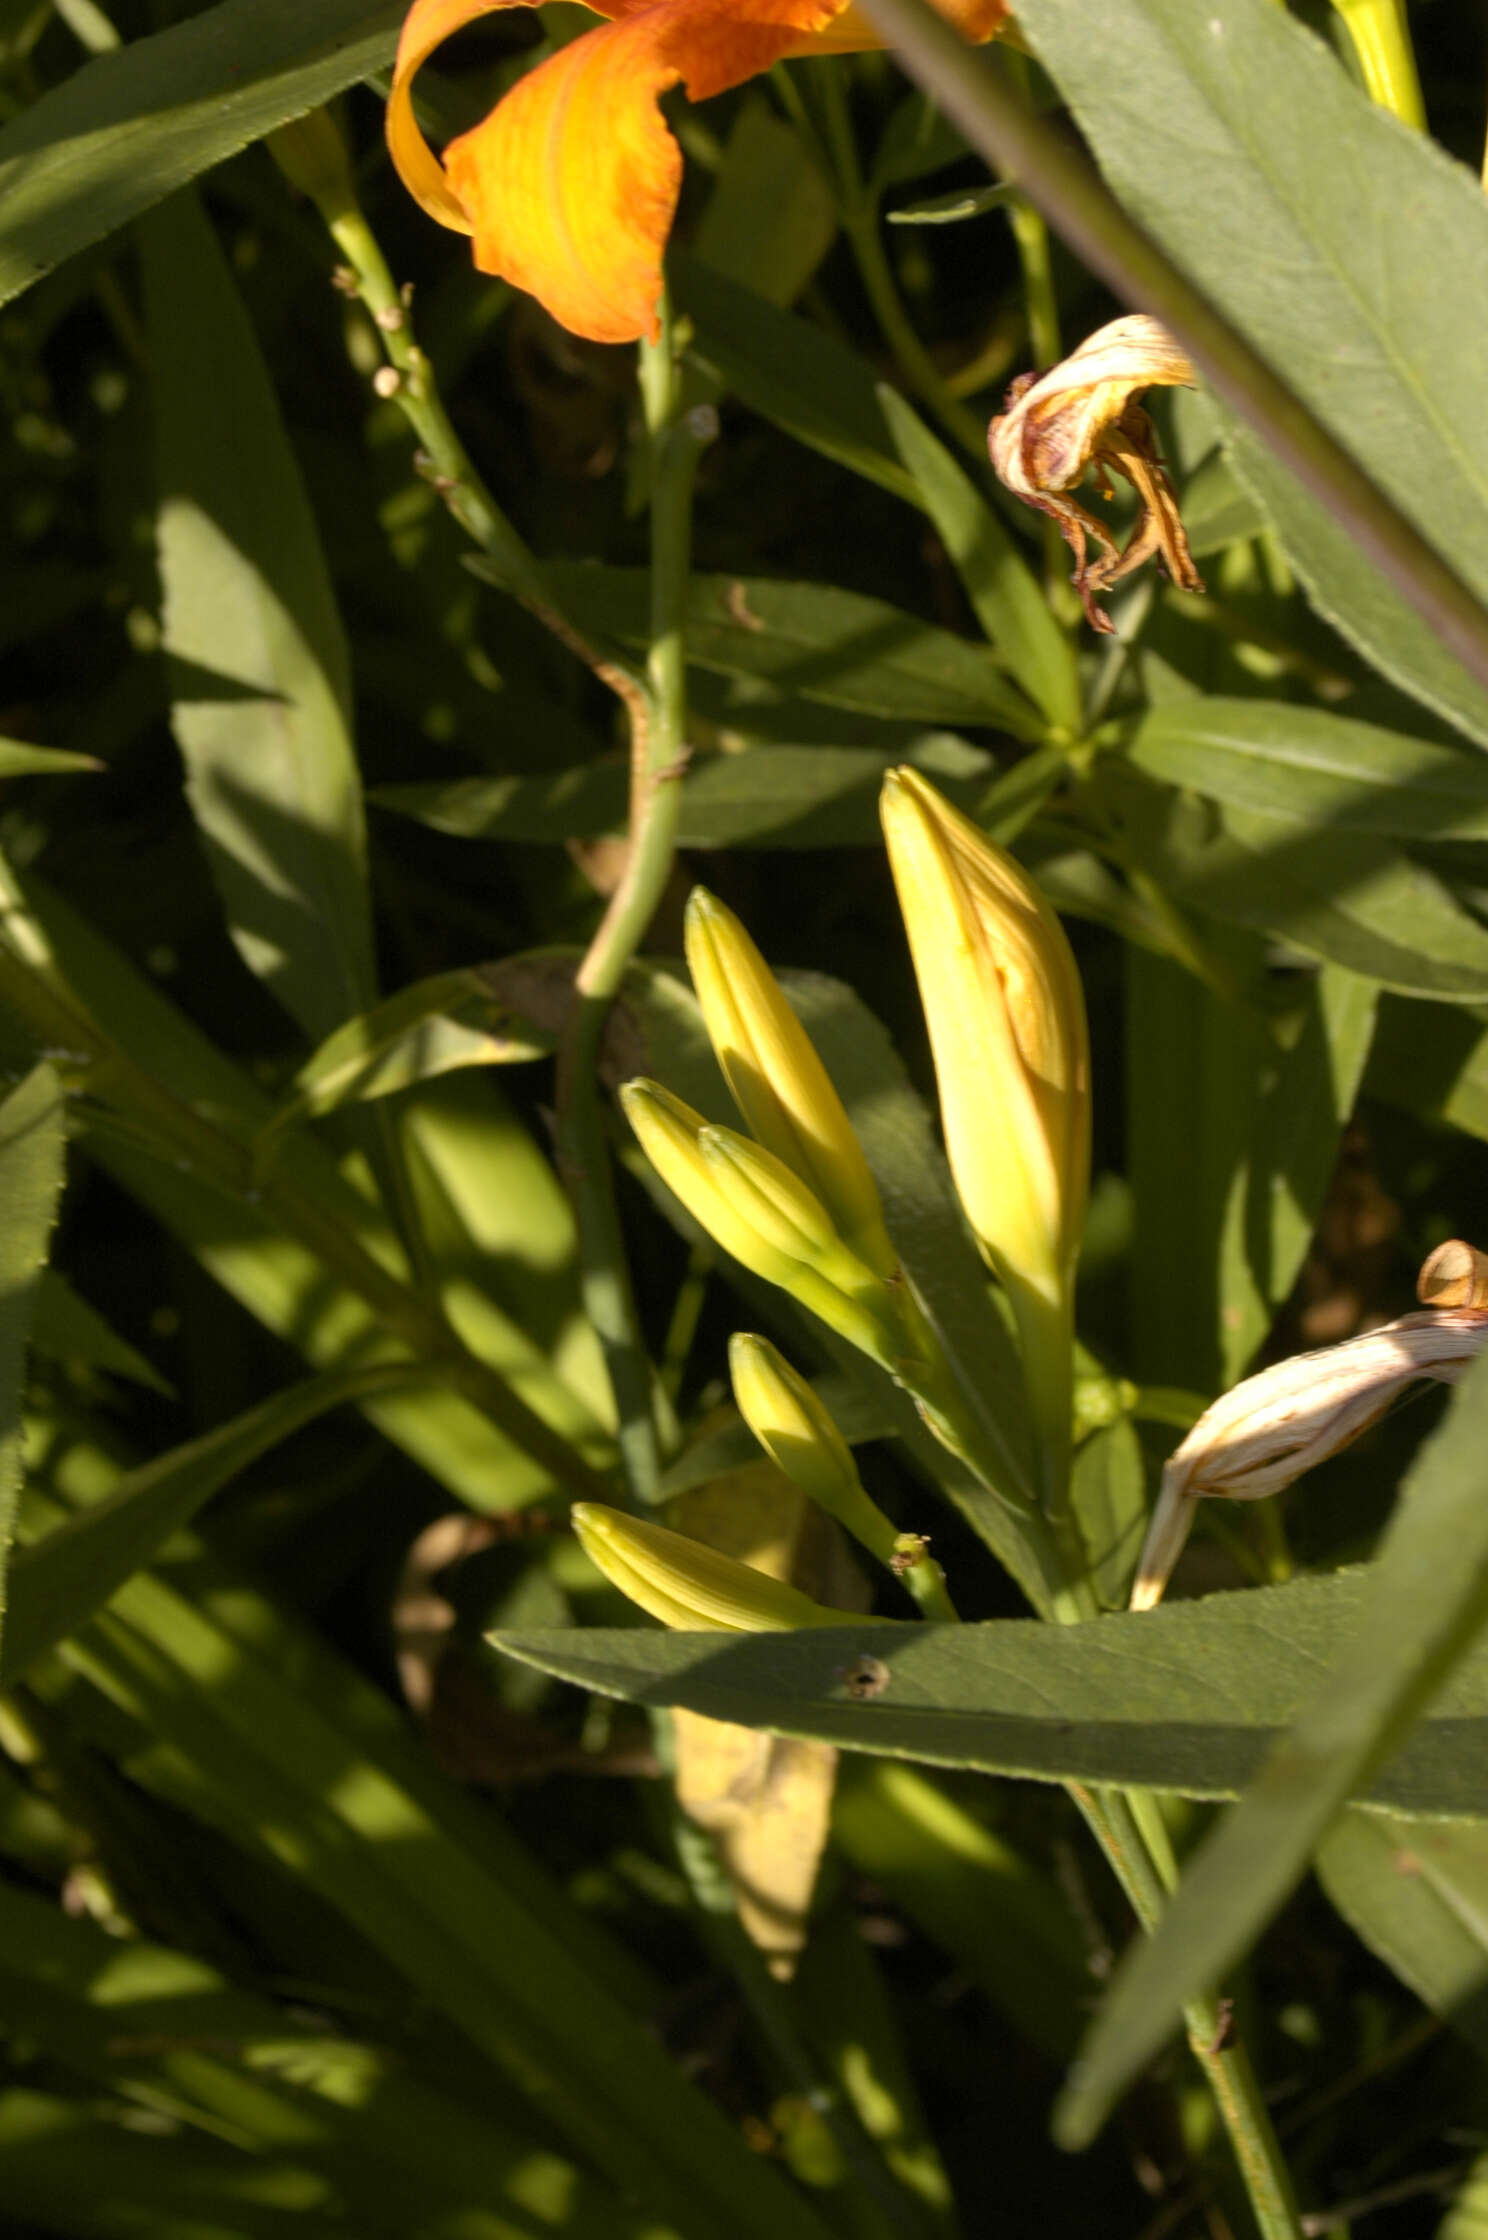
[729,1333,892,1556]
[572,1503,862,1631]
[685,888,896,1274]
[266,109,358,224]
[730,1334,959,1621]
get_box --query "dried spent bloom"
[388,0,1007,346]
[989,313,1203,634]
[1128,1302,1488,1611]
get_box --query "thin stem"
[555,300,711,1503]
[815,66,989,461]
[851,0,1488,698]
[306,175,645,714]
[1078,1788,1305,2240]
[1329,0,1426,129]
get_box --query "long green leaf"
[672,252,922,509]
[57,1531,836,2240]
[1222,420,1488,750]
[0,0,402,310]
[376,737,992,852]
[1018,0,1488,728]
[1118,774,1488,1000]
[3,1361,443,1689]
[145,189,375,1042]
[1053,1346,1488,2149]
[0,1064,67,1661]
[0,1877,640,2238]
[0,860,612,1506]
[493,1564,1488,1820]
[523,566,1047,740]
[1318,1809,1488,2062]
[0,2088,348,2240]
[1127,699,1488,840]
[877,385,1080,732]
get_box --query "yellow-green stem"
[1330,0,1426,129]
[1074,1787,1304,2240]
[555,301,710,1501]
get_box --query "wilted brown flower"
[988,313,1204,635]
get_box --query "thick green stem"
[852,0,1488,698]
[555,303,711,1502]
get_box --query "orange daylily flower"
[388,0,1007,346]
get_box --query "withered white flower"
[989,312,1203,635]
[1129,1303,1488,1611]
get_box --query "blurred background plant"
[1,0,1488,2232]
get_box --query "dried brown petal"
[989,313,1203,634]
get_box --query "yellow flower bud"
[685,889,896,1275]
[571,1502,862,1631]
[880,767,1089,1316]
[697,1129,879,1303]
[621,1081,899,1365]
[729,1333,889,1554]
[729,1334,959,1620]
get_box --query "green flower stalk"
[1329,0,1425,130]
[881,767,1090,1507]
[620,1080,900,1364]
[730,1333,958,1620]
[684,888,898,1276]
[572,1502,863,1631]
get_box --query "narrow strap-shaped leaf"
[4,1360,443,1688]
[0,1064,67,1662]
[144,189,376,1042]
[493,1563,1488,1821]
[59,1537,839,2240]
[1318,1808,1488,2062]
[0,0,403,311]
[878,384,1080,733]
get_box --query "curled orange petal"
[445,0,852,344]
[389,0,1008,346]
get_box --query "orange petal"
[389,0,1008,345]
[444,0,858,343]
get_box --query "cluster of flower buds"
[1128,1245,1488,1611]
[594,771,1097,1634]
[620,885,906,1373]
